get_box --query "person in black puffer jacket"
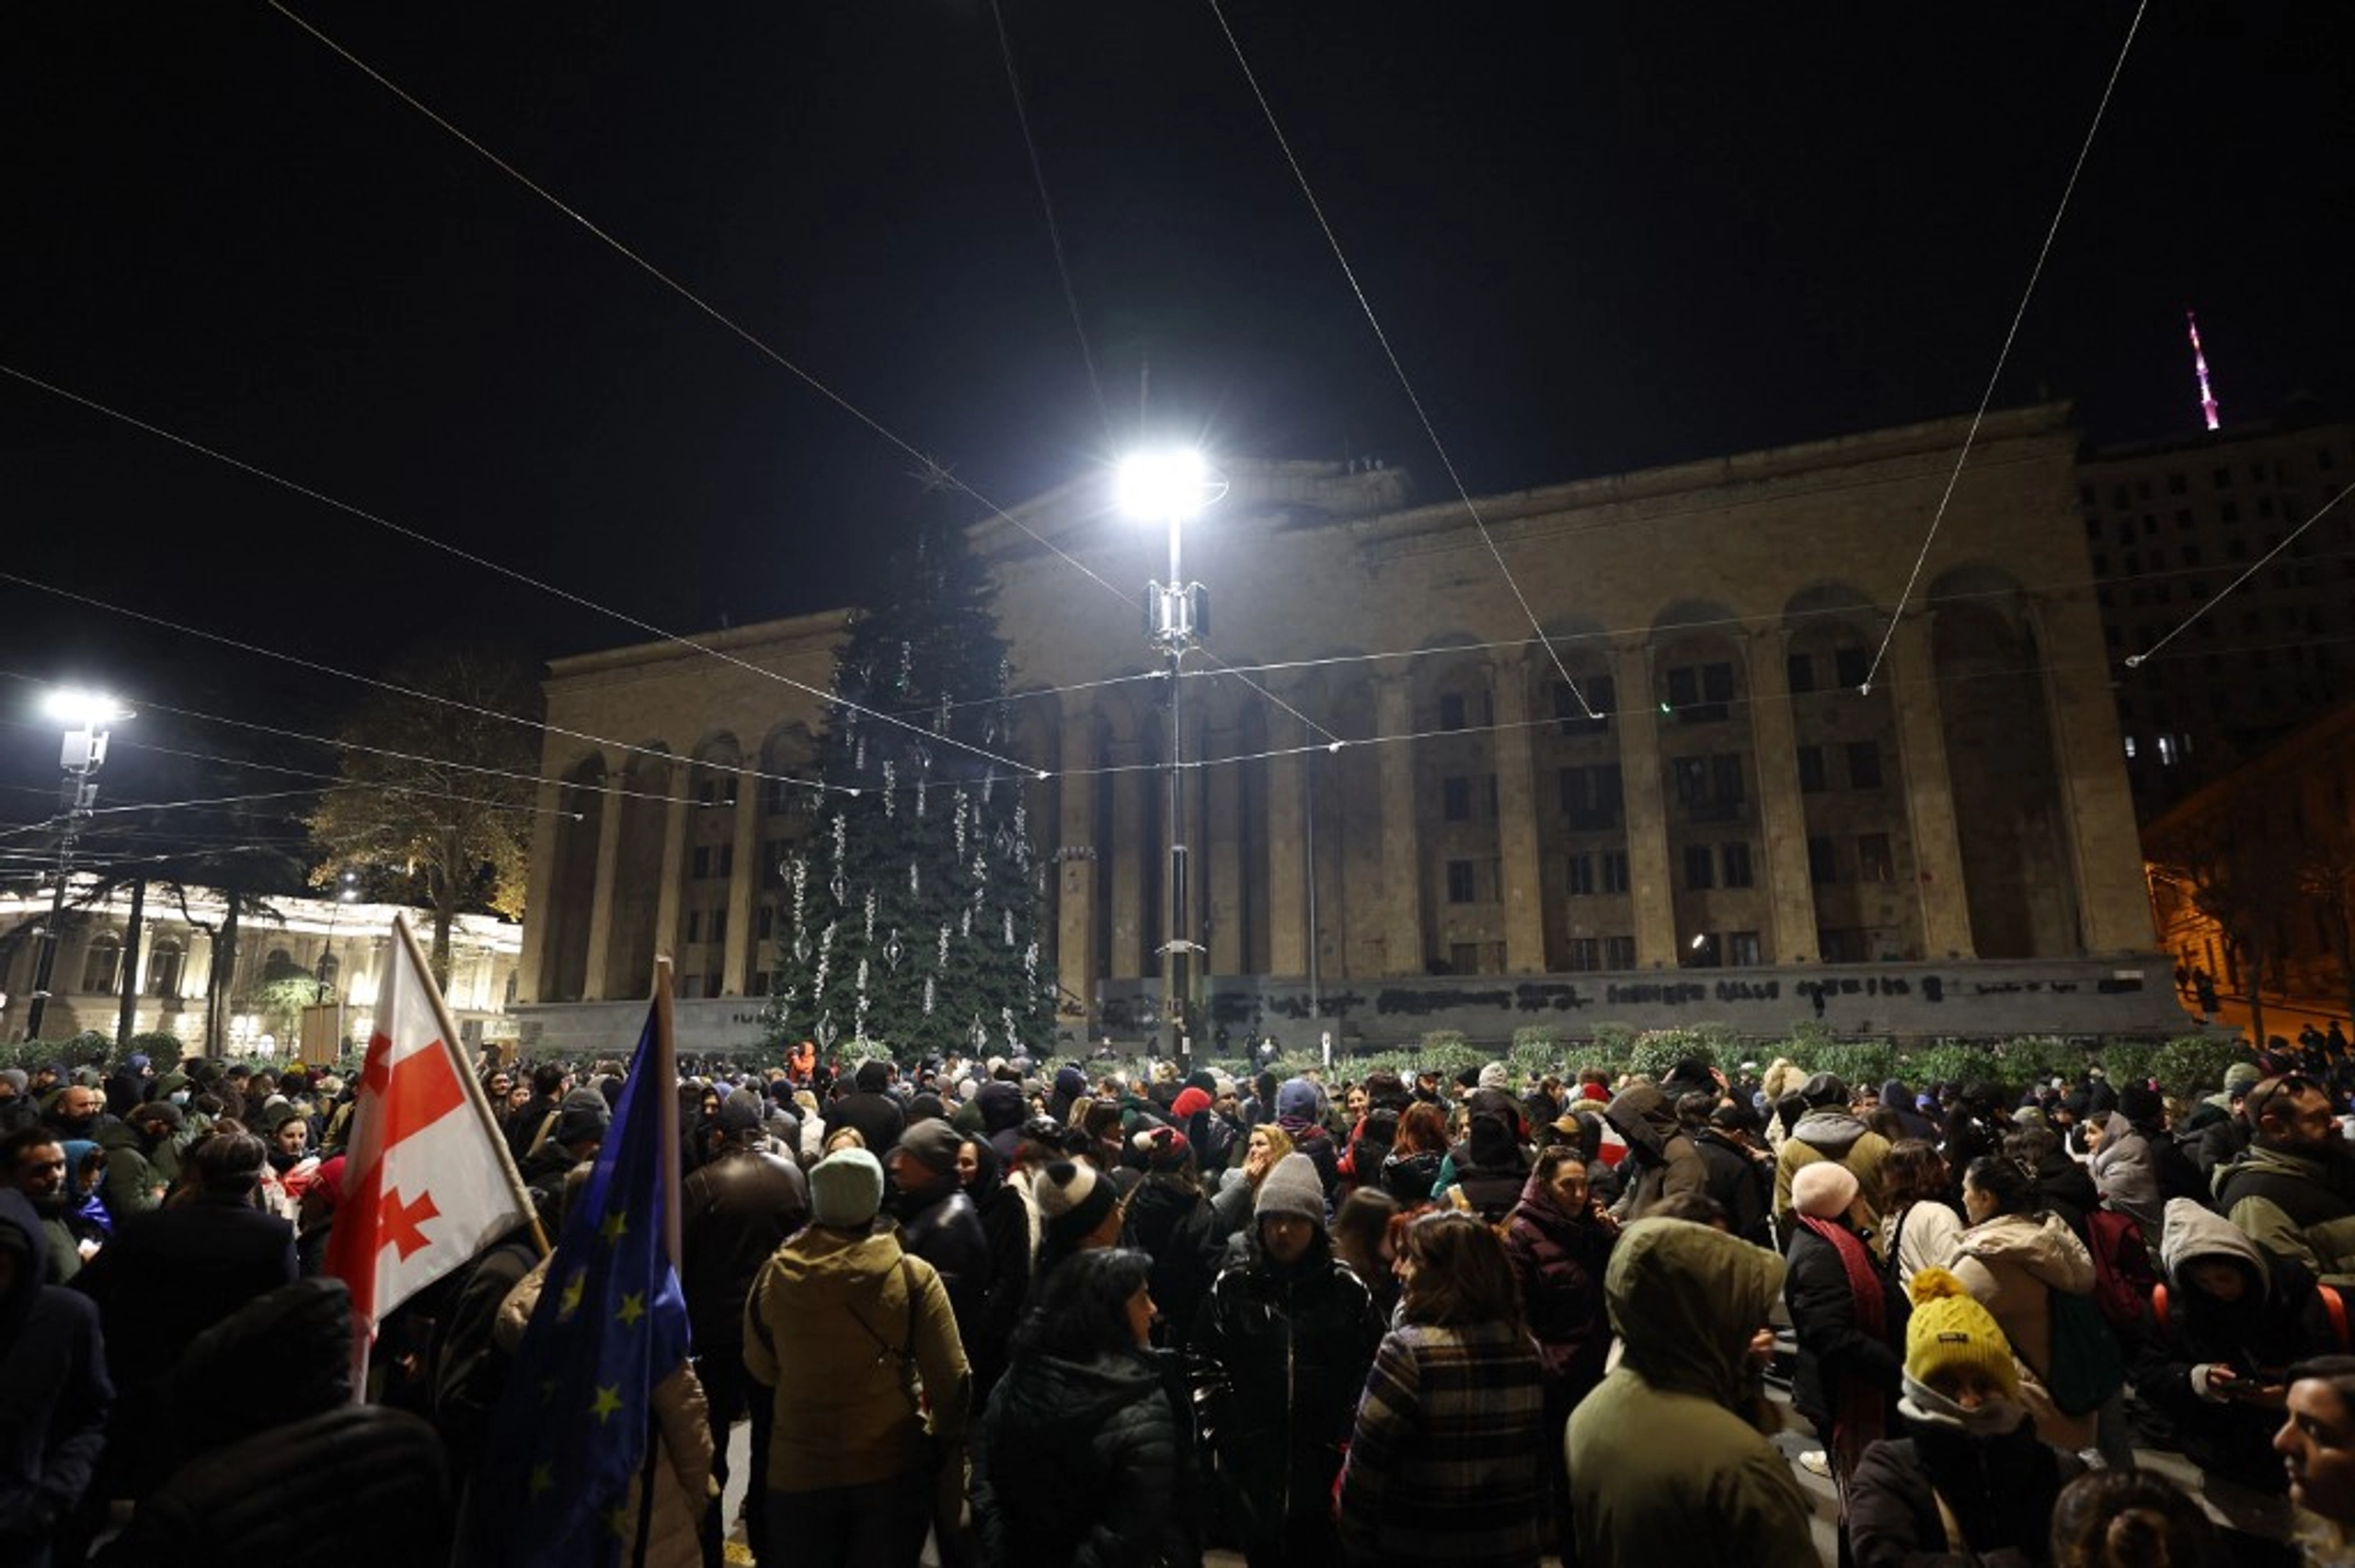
[1120,1127,1223,1350]
[96,1276,451,1568]
[1502,1150,1617,1556]
[1191,1154,1384,1567]
[1441,1111,1531,1223]
[959,1134,1035,1404]
[972,1248,1176,1568]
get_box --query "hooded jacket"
[1603,1084,1707,1221]
[1846,1375,2084,1568]
[742,1222,971,1493]
[0,1188,110,1565]
[1502,1164,1615,1409]
[2089,1111,2204,1233]
[1189,1223,1384,1550]
[2212,1139,2355,1286]
[971,1349,1174,1568]
[1566,1219,1817,1568]
[1948,1212,2098,1450]
[2133,1196,2342,1491]
[1772,1107,1890,1233]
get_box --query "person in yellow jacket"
[745,1146,971,1568]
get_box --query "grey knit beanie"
[1254,1152,1326,1226]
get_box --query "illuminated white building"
[0,877,522,1052]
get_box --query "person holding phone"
[2135,1196,2349,1547]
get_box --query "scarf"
[1797,1213,1891,1494]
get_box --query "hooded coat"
[1603,1084,1707,1221]
[1502,1164,1616,1413]
[0,1189,110,1568]
[1189,1220,1384,1554]
[1947,1212,2099,1451]
[961,1139,1035,1399]
[1565,1219,1818,1568]
[971,1348,1174,1568]
[1773,1106,1891,1234]
[2134,1196,2343,1492]
[2212,1139,2355,1286]
[742,1222,971,1494]
[2089,1111,2203,1232]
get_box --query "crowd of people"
[9,1036,2355,1566]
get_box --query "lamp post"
[24,689,133,1041]
[316,870,361,1003]
[1118,450,1225,1068]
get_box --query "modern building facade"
[2078,407,2355,818]
[0,879,523,1053]
[518,404,2191,1054]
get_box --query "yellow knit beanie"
[1905,1266,2021,1400]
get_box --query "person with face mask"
[1847,1268,2085,1566]
[1190,1153,1383,1567]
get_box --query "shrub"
[1626,1028,1717,1082]
[126,1031,185,1073]
[2096,1038,2162,1089]
[1807,1040,1902,1093]
[2151,1035,2252,1102]
[1510,1025,1567,1080]
[1905,1042,2011,1095]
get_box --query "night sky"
[4,1,2349,844]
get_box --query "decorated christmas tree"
[762,501,1053,1063]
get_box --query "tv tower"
[2187,311,2221,431]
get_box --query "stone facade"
[519,404,2191,1053]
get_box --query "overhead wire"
[2123,478,2355,670]
[1202,0,1600,723]
[1857,0,2151,692]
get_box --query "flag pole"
[393,914,551,1257]
[651,956,681,1271]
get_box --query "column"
[652,761,692,960]
[515,774,568,1004]
[2028,597,2155,953]
[1109,739,1150,978]
[721,770,761,994]
[1207,718,1245,977]
[1613,645,1679,968]
[1375,673,1424,975]
[582,752,627,1001]
[1265,712,1310,977]
[1742,628,1820,963]
[1489,654,1548,973]
[1890,613,1976,958]
[1056,701,1100,1014]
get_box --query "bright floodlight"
[41,688,134,727]
[1117,450,1211,521]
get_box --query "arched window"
[79,933,122,994]
[147,937,185,999]
[261,947,302,984]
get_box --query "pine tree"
[763,506,1052,1063]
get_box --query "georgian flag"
[324,916,529,1352]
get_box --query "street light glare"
[1117,450,1210,520]
[40,688,134,727]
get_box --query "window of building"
[1786,652,1816,693]
[1727,931,1762,967]
[1449,942,1481,976]
[751,971,771,997]
[1554,676,1612,735]
[1721,841,1754,888]
[1602,851,1630,894]
[1683,843,1715,890]
[692,846,712,879]
[1846,740,1883,790]
[2167,472,2187,496]
[696,781,718,807]
[1558,764,1622,829]
[1443,775,1473,821]
[1808,836,1839,886]
[686,910,702,944]
[706,971,725,998]
[1665,661,1733,722]
[756,905,775,941]
[2258,495,2277,520]
[148,937,184,998]
[2177,509,2194,530]
[1439,692,1466,732]
[1798,745,1828,794]
[1603,935,1637,969]
[1819,927,1869,963]
[709,910,728,946]
[1685,933,1723,968]
[2221,501,2240,525]
[1857,832,1894,883]
[1833,647,1870,689]
[679,975,703,1000]
[1567,853,1594,896]
[80,933,122,995]
[1446,860,1477,903]
[1567,937,1599,971]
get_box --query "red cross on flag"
[325,915,534,1358]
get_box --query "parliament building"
[514,403,2193,1056]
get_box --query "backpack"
[2039,1288,2129,1416]
[2083,1208,2161,1330]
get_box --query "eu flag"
[470,1006,690,1568]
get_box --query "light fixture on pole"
[1117,449,1226,1068]
[316,869,362,1004]
[24,689,133,1040]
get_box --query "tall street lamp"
[24,688,133,1040]
[316,869,362,1003]
[1118,450,1226,1068]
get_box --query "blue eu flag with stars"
[471,1006,690,1568]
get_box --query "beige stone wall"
[523,405,2160,1024]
